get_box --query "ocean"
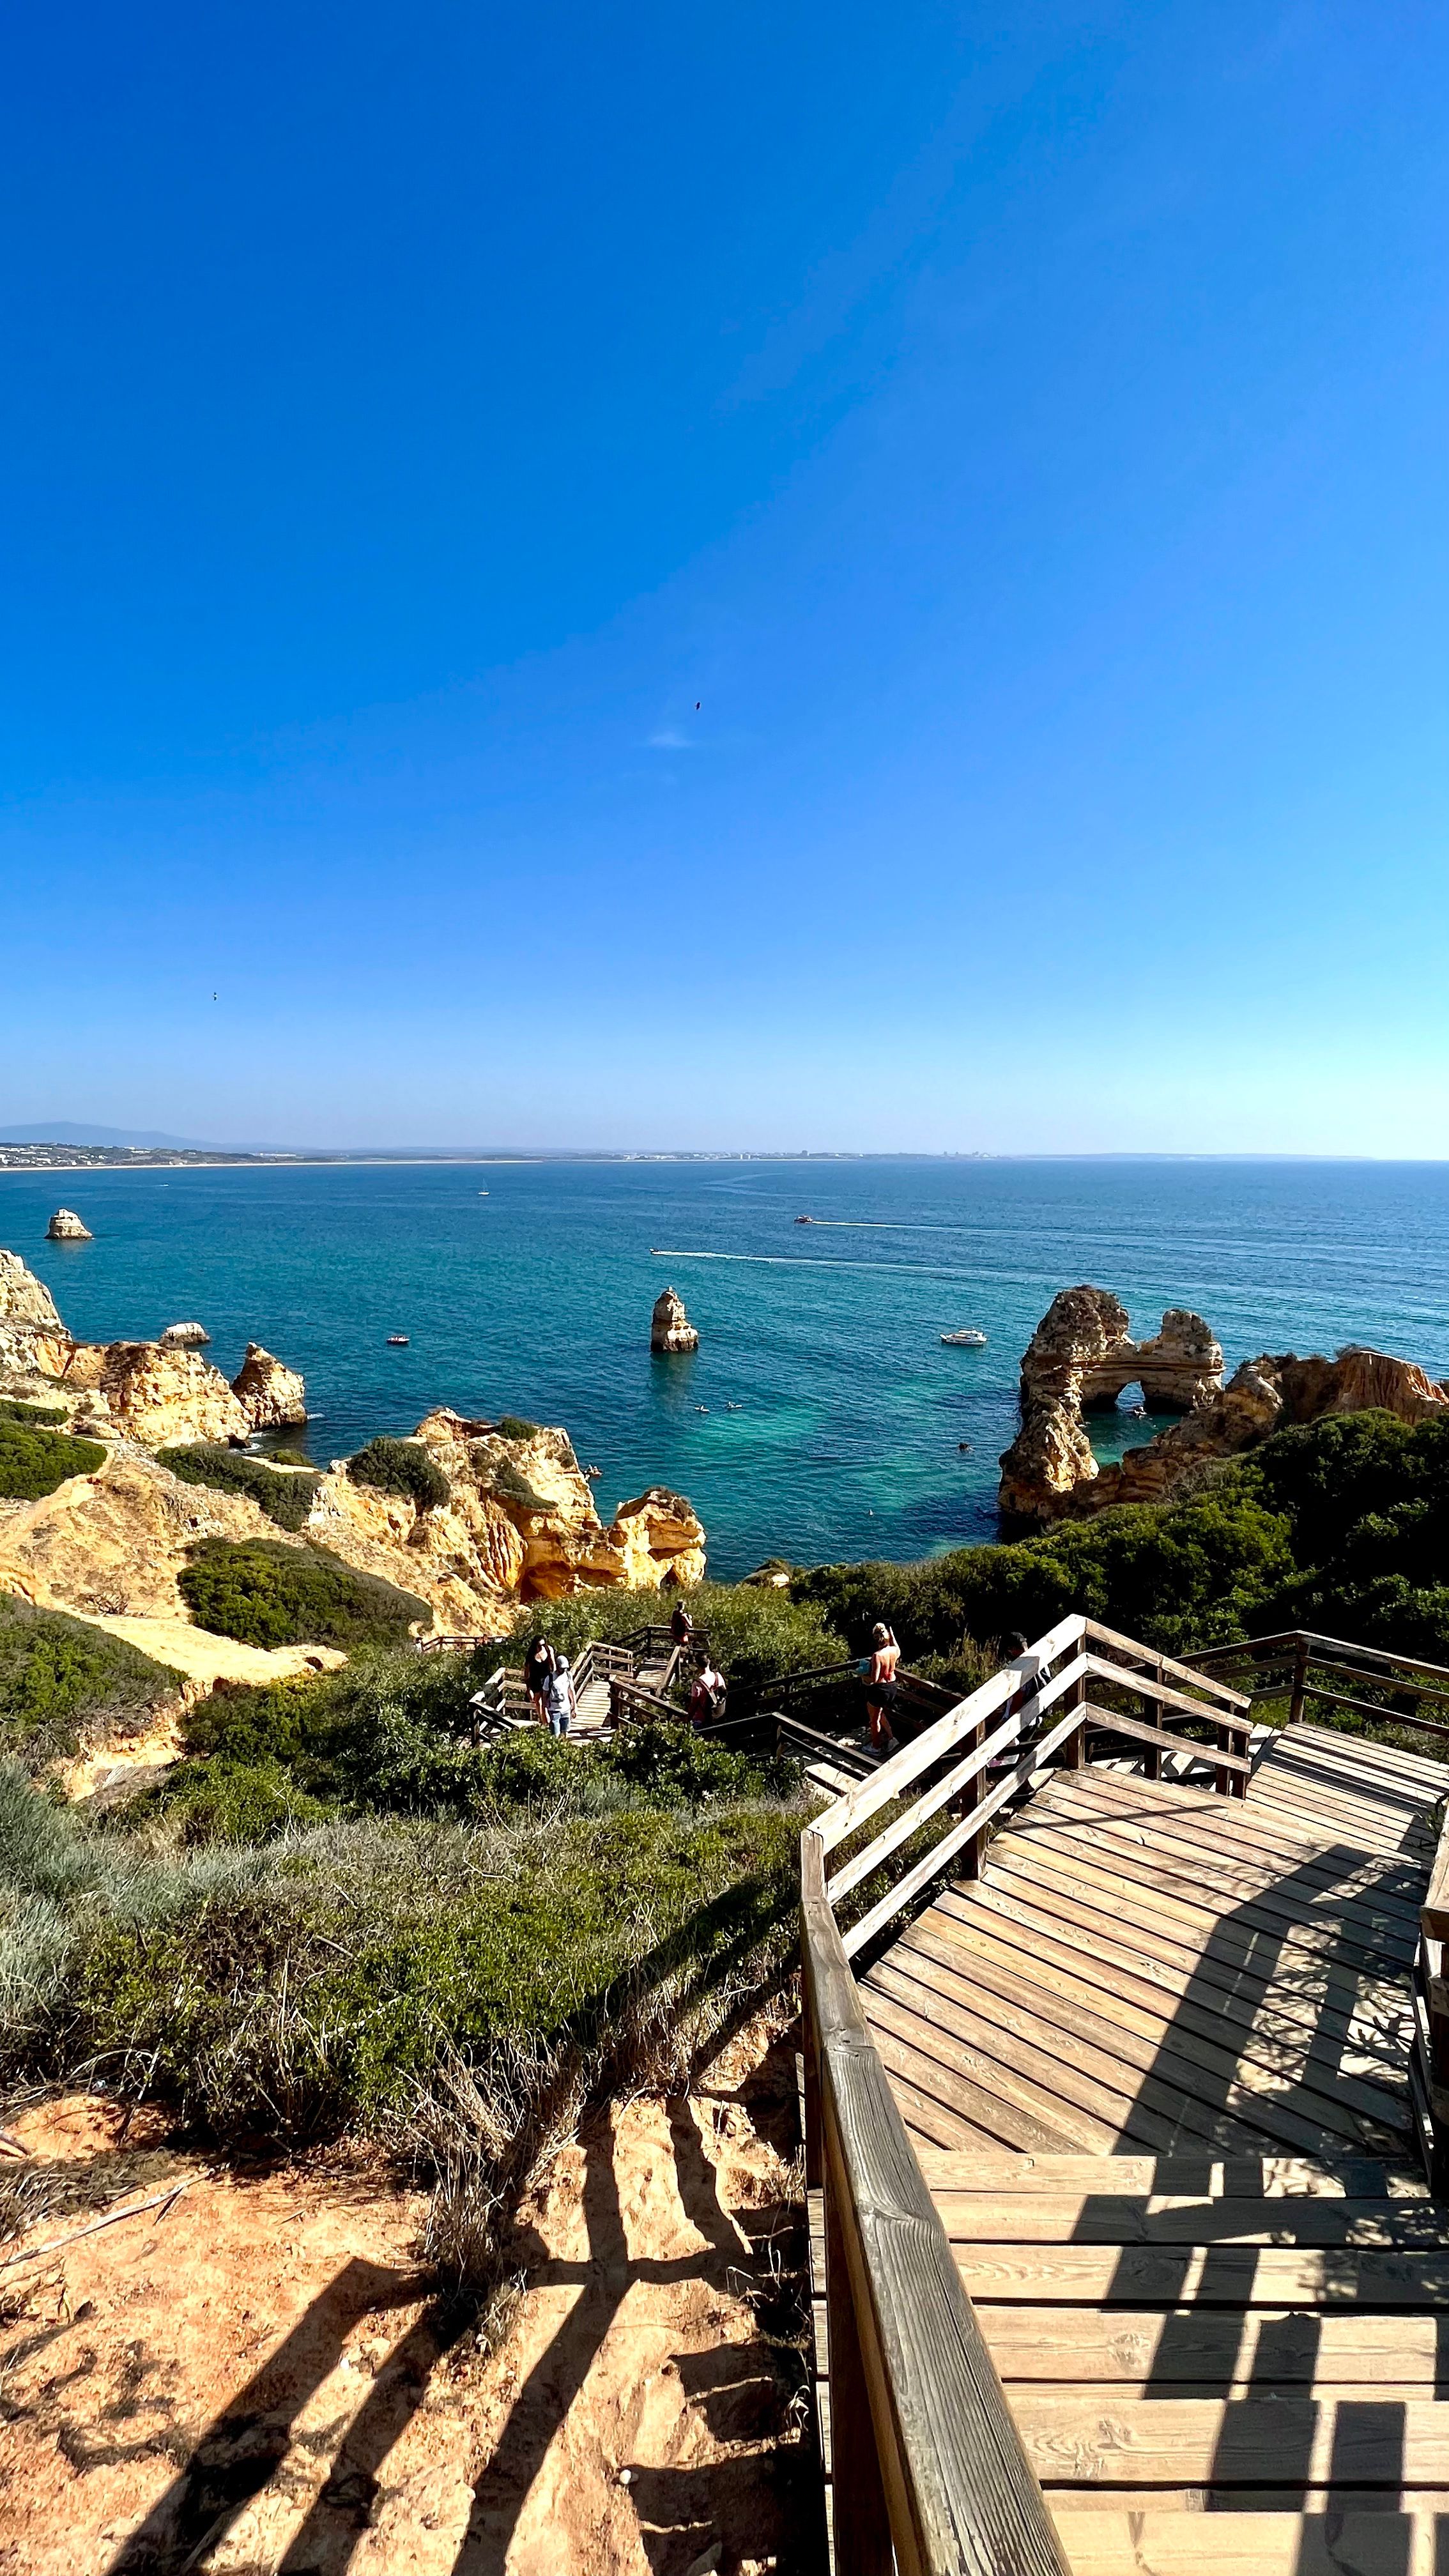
[4,1156,1449,1580]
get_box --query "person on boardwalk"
[523,1634,556,1725]
[861,1621,901,1754]
[669,1599,694,1660]
[689,1657,726,1728]
[544,1654,578,1738]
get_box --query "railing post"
[1061,1664,1086,1773]
[960,1717,986,1876]
[823,2120,897,2575]
[1289,1634,1310,1728]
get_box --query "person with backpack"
[544,1654,578,1738]
[689,1657,726,1728]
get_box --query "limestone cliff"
[0,1248,71,1377]
[1000,1284,1449,1528]
[231,1343,307,1429]
[46,1209,93,1241]
[64,1342,251,1447]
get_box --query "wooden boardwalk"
[827,1718,1449,2560]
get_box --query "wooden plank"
[979,1843,1414,2027]
[1050,2510,1446,2575]
[866,2002,1089,2154]
[1421,1802,1449,1942]
[1043,1777,1424,1927]
[1049,1767,1428,1913]
[1013,2391,1449,2487]
[883,2062,1004,2156]
[931,2192,1449,2248]
[872,1938,1403,2160]
[1280,1725,1449,1793]
[916,2151,1393,2196]
[896,1906,1413,2139]
[1291,1721,1449,1788]
[799,1826,1073,2575]
[864,1955,1322,2161]
[862,1982,1153,2156]
[972,2304,1442,2384]
[1084,1619,1250,1712]
[1254,1739,1440,1820]
[1002,1812,1418,1974]
[951,1876,1413,2099]
[954,2239,1449,2307]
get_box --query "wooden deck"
[831,1719,1449,2559]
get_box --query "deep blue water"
[4,1157,1449,1580]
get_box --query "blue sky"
[1,1,1444,1152]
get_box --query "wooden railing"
[1418,1814,1449,2198]
[1184,1627,1449,1747]
[799,1613,1250,2572]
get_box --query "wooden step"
[1052,2509,1448,2573]
[974,2303,1446,2388]
[1016,2389,1449,2486]
[935,2191,1449,2248]
[956,2241,1449,2306]
[915,2151,1397,2196]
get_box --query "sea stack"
[650,1286,700,1354]
[160,1321,211,1347]
[231,1342,309,1428]
[46,1208,93,1241]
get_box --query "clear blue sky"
[1,2,1444,1152]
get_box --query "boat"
[387,1333,410,1347]
[940,1328,988,1347]
[795,1214,816,1224]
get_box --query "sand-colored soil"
[0,2030,819,2575]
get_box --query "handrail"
[799,1611,1261,2568]
[1184,1628,1449,1747]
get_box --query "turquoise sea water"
[4,1157,1449,1580]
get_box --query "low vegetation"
[0,1417,106,1501]
[0,1595,181,1768]
[795,1409,1449,1667]
[509,1578,844,1701]
[0,1396,68,1427]
[346,1435,450,1511]
[178,1537,431,1648]
[158,1441,323,1531]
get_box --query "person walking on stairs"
[544,1655,578,1738]
[862,1622,901,1754]
[523,1634,556,1725]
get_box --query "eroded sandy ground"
[0,2030,820,2576]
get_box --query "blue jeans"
[549,1708,569,1736]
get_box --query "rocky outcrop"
[0,1450,278,1621]
[1000,1285,1449,1528]
[231,1343,307,1428]
[608,1488,707,1590]
[46,1209,92,1241]
[651,1287,700,1354]
[0,1248,72,1377]
[160,1321,211,1347]
[68,1343,250,1447]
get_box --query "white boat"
[940,1328,988,1347]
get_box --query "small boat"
[583,1463,601,1478]
[940,1328,988,1347]
[725,1401,743,1411]
[387,1333,410,1347]
[795,1214,816,1224]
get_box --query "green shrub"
[494,1416,539,1440]
[178,1538,430,1648]
[142,1759,330,1847]
[0,1397,68,1426]
[0,1763,800,2140]
[158,1443,322,1531]
[0,1595,181,1765]
[346,1436,450,1511]
[482,1455,551,1512]
[0,1420,105,1501]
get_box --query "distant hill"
[0,1122,228,1149]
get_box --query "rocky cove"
[0,1247,706,1682]
[998,1282,1449,1528]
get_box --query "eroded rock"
[0,1247,72,1376]
[231,1342,307,1429]
[46,1208,93,1242]
[650,1287,700,1354]
[160,1321,211,1347]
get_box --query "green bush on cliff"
[0,1419,106,1501]
[0,1758,801,2141]
[0,1397,68,1426]
[346,1436,450,1511]
[158,1442,322,1531]
[0,1595,182,1765]
[178,1538,430,1649]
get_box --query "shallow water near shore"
[6,1156,1449,1579]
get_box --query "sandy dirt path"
[0,2031,820,2575]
